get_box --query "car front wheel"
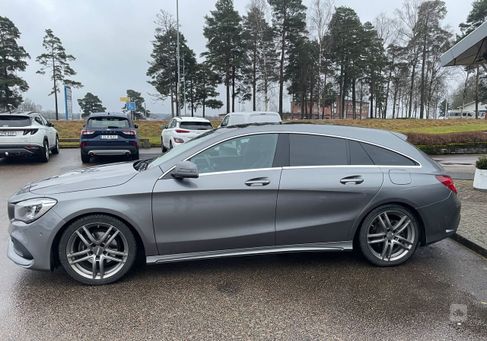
[358,205,419,266]
[58,215,137,285]
[39,140,49,162]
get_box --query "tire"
[169,140,173,150]
[39,140,49,163]
[58,215,137,285]
[161,138,167,153]
[358,204,419,267]
[131,151,139,160]
[81,152,90,163]
[51,136,60,154]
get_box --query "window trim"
[159,131,422,180]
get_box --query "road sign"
[120,96,129,103]
[126,102,136,111]
[64,85,72,120]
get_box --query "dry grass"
[53,119,487,147]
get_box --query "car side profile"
[161,116,213,152]
[80,112,139,163]
[0,112,59,162]
[7,124,460,285]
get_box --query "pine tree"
[268,0,307,115]
[36,29,82,120]
[77,92,106,118]
[0,16,30,112]
[459,0,487,39]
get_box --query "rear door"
[276,134,384,245]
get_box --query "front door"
[152,133,282,255]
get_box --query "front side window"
[290,134,348,166]
[190,134,278,174]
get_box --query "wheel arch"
[352,201,426,248]
[50,211,147,270]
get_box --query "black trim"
[273,133,289,167]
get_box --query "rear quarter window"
[180,122,213,130]
[361,143,417,166]
[290,134,348,166]
[0,116,31,127]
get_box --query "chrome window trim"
[158,130,422,179]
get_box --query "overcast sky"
[1,0,473,116]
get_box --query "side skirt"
[146,241,353,265]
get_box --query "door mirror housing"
[46,121,54,127]
[161,124,168,130]
[172,161,199,179]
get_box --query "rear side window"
[290,134,348,166]
[180,122,213,130]
[350,141,374,165]
[87,117,129,129]
[361,143,417,166]
[0,115,31,127]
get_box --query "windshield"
[148,129,218,169]
[87,117,129,129]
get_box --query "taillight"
[436,175,457,194]
[175,129,190,133]
[23,129,38,135]
[124,130,137,136]
[81,130,95,135]
[80,141,87,148]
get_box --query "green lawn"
[53,119,487,148]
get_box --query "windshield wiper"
[133,158,154,171]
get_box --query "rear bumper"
[418,192,461,245]
[0,144,43,157]
[81,145,138,156]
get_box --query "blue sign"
[126,102,136,111]
[64,85,72,120]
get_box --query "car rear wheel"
[81,152,90,163]
[358,205,419,266]
[39,140,49,163]
[161,138,167,153]
[58,215,137,285]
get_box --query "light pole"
[176,0,181,117]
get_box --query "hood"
[29,162,138,195]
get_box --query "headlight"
[14,198,57,223]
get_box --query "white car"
[161,117,213,152]
[0,112,59,162]
[219,111,282,127]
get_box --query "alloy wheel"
[66,222,129,280]
[366,210,416,262]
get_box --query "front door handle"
[245,177,271,187]
[340,175,364,185]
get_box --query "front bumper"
[7,209,66,271]
[0,144,43,157]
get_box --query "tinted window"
[180,122,213,130]
[350,141,374,165]
[0,115,31,127]
[87,117,129,129]
[190,134,278,173]
[290,134,348,166]
[361,143,417,166]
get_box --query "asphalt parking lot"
[0,150,486,340]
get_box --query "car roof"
[173,116,211,122]
[88,112,130,119]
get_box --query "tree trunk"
[475,65,479,119]
[232,65,236,112]
[370,81,374,119]
[226,68,230,114]
[252,43,257,111]
[408,57,417,118]
[278,28,286,116]
[352,79,356,120]
[51,53,58,120]
[419,42,427,119]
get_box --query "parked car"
[8,124,460,285]
[219,111,282,127]
[80,112,139,163]
[161,117,213,152]
[0,112,59,162]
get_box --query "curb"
[451,233,487,258]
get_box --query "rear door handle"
[340,176,364,185]
[245,177,271,187]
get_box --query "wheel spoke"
[105,230,120,247]
[105,249,127,257]
[381,242,389,260]
[395,241,410,251]
[383,212,392,229]
[394,219,411,235]
[92,255,97,279]
[387,241,394,260]
[75,230,91,247]
[99,226,114,244]
[392,216,407,232]
[67,249,91,258]
[82,226,97,244]
[104,254,123,263]
[99,256,105,279]
[69,254,92,265]
[395,235,413,245]
[369,238,386,244]
[368,232,386,238]
[377,215,388,230]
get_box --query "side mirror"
[134,124,139,129]
[172,161,199,179]
[46,121,54,127]
[161,124,167,129]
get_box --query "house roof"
[441,21,487,67]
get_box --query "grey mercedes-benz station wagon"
[7,124,461,285]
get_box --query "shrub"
[476,156,487,169]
